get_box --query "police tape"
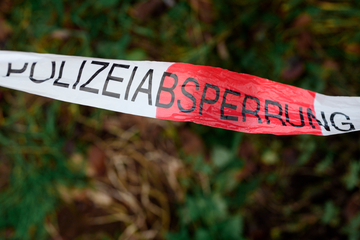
[0,50,359,136]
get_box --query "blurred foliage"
[1,0,360,239]
[0,93,87,239]
[167,134,254,240]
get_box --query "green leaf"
[195,228,213,240]
[95,0,119,8]
[212,146,233,168]
[343,213,360,240]
[192,155,212,175]
[321,201,339,225]
[344,161,360,190]
[126,49,148,60]
[166,228,190,240]
[315,154,333,174]
[218,215,244,240]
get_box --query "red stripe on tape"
[156,63,322,135]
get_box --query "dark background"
[1,0,360,239]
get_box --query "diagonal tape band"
[1,51,359,136]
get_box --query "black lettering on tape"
[330,112,355,132]
[102,63,130,98]
[320,112,330,131]
[6,63,28,76]
[199,83,220,115]
[177,77,198,113]
[221,89,241,121]
[72,60,87,89]
[307,108,330,131]
[80,61,109,94]
[265,100,286,126]
[131,69,154,105]
[155,72,178,109]
[242,95,262,123]
[53,61,69,88]
[285,104,305,128]
[30,61,56,83]
[124,66,138,100]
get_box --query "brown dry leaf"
[87,145,107,177]
[236,161,256,181]
[217,41,230,60]
[323,59,339,71]
[130,0,168,21]
[0,17,12,42]
[293,13,311,28]
[59,100,184,239]
[281,148,298,165]
[179,128,204,156]
[296,31,313,56]
[57,185,88,204]
[87,190,113,207]
[50,29,71,40]
[345,43,360,55]
[188,0,215,23]
[292,14,313,56]
[321,59,339,80]
[0,159,10,190]
[186,26,203,46]
[0,0,12,14]
[344,193,360,221]
[237,141,257,181]
[57,199,122,240]
[281,56,305,82]
[238,140,257,162]
[89,133,183,239]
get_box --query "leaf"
[96,0,119,8]
[211,145,233,168]
[195,228,213,240]
[213,171,238,193]
[126,48,148,60]
[321,201,339,225]
[344,161,360,190]
[261,150,278,165]
[87,145,107,177]
[130,0,167,21]
[167,228,190,240]
[192,155,212,174]
[218,215,244,240]
[181,196,200,224]
[281,56,305,82]
[343,213,360,240]
[0,17,12,41]
[315,154,333,174]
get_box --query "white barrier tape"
[1,51,359,135]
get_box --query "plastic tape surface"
[1,51,359,136]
